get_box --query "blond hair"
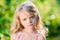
[11,1,48,37]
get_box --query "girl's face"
[19,11,37,29]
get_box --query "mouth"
[28,24,33,26]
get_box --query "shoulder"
[37,32,46,40]
[10,33,17,40]
[10,32,21,40]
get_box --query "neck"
[23,29,33,33]
[22,28,36,34]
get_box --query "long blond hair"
[11,1,48,37]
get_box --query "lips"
[28,24,33,26]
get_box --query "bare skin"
[11,30,44,40]
[19,31,37,40]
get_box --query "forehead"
[19,11,35,19]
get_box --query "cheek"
[21,21,27,27]
[31,18,36,24]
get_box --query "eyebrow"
[30,15,35,18]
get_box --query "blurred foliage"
[0,0,60,40]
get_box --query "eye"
[30,15,35,19]
[23,18,26,20]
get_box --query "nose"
[27,19,32,23]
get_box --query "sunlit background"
[0,0,60,40]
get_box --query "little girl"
[10,1,48,40]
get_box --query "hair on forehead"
[15,1,39,16]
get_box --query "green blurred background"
[0,0,60,40]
